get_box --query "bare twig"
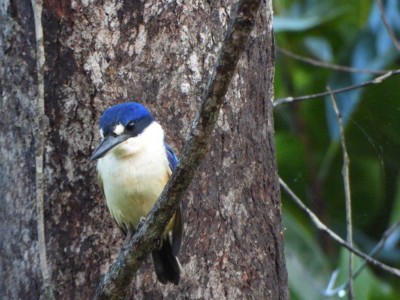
[377,0,400,51]
[277,47,388,74]
[31,0,54,299]
[279,177,400,277]
[273,70,400,107]
[323,221,400,297]
[94,0,262,298]
[328,88,354,300]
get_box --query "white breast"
[96,122,171,230]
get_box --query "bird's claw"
[137,216,147,230]
[123,229,135,247]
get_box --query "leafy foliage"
[274,0,400,298]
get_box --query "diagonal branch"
[279,177,400,278]
[95,0,262,298]
[273,70,400,107]
[377,0,400,51]
[323,221,400,297]
[277,47,388,74]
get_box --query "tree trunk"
[0,0,288,299]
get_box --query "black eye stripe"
[126,121,135,130]
[101,116,153,138]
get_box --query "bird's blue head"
[91,102,154,160]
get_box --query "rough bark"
[0,0,288,299]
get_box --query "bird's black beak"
[90,134,130,161]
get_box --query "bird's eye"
[126,121,135,131]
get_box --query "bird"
[91,102,183,285]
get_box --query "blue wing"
[165,143,178,171]
[164,142,182,255]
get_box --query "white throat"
[111,121,164,159]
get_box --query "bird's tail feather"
[152,237,181,285]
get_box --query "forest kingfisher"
[91,102,183,285]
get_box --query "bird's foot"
[123,229,135,247]
[137,216,147,230]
